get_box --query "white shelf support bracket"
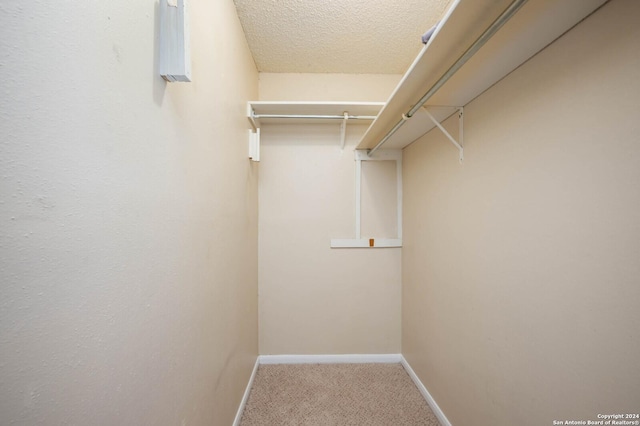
[423,106,464,163]
[247,106,258,131]
[355,155,362,239]
[340,112,349,150]
[458,107,464,157]
[248,128,260,162]
[247,105,260,162]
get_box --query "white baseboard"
[234,354,450,426]
[232,357,260,426]
[400,356,452,426]
[258,353,402,365]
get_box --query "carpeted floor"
[239,363,441,425]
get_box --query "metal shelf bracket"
[423,106,464,163]
[340,112,349,150]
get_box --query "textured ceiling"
[233,0,451,74]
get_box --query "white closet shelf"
[248,101,385,127]
[357,0,607,152]
[246,101,385,158]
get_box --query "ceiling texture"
[232,0,451,74]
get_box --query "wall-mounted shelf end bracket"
[248,128,260,162]
[247,103,260,162]
[247,105,258,131]
[423,106,464,163]
[340,112,349,150]
[248,105,260,162]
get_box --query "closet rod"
[368,0,528,156]
[252,114,377,120]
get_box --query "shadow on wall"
[153,1,167,106]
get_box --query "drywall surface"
[258,74,402,354]
[0,1,258,425]
[259,73,401,102]
[402,1,640,425]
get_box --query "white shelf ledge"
[330,239,403,249]
[248,101,384,127]
[357,0,607,152]
[246,101,385,153]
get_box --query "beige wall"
[402,1,640,425]
[258,73,403,354]
[259,73,401,102]
[0,1,258,425]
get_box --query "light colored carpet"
[239,363,441,426]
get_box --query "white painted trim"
[355,158,362,239]
[239,354,450,425]
[259,354,402,365]
[232,357,260,426]
[396,156,403,240]
[400,356,452,426]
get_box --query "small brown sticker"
[369,239,374,247]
